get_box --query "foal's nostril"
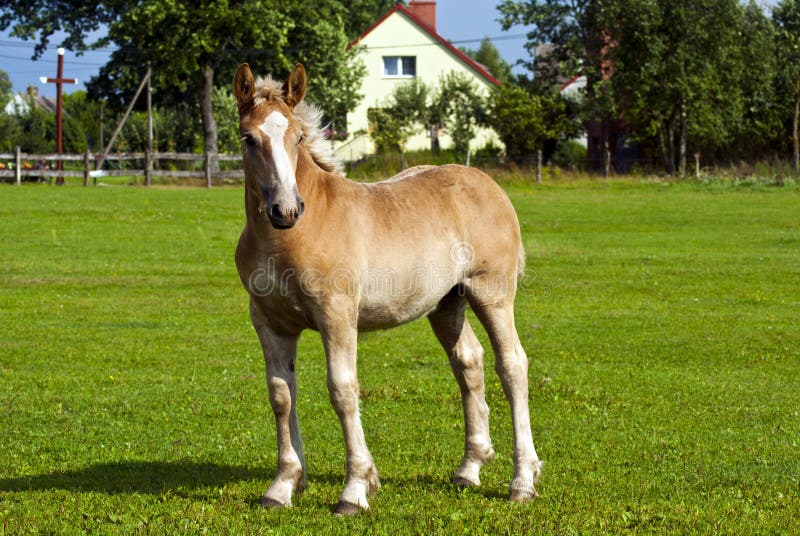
[270,204,282,219]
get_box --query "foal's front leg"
[320,315,380,515]
[251,302,306,508]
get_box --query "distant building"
[4,86,58,115]
[335,1,503,161]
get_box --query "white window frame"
[382,56,417,78]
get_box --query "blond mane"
[253,76,344,176]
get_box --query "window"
[383,56,416,78]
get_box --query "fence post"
[604,147,611,180]
[204,151,212,188]
[466,149,471,167]
[536,149,542,184]
[15,146,21,186]
[83,149,90,186]
[145,149,152,187]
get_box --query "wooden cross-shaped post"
[40,48,77,185]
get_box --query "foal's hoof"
[261,496,288,509]
[452,476,479,488]
[509,487,538,503]
[334,501,365,516]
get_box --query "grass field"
[1,179,799,534]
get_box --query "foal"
[233,63,542,514]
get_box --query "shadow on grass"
[0,461,267,495]
[1,462,506,502]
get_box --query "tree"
[11,93,55,153]
[485,84,570,161]
[604,0,745,174]
[730,1,780,161]
[0,69,20,151]
[63,91,102,151]
[0,69,12,109]
[377,72,487,158]
[461,37,515,85]
[497,0,604,86]
[344,0,400,40]
[774,0,800,174]
[1,1,366,161]
[436,72,485,156]
[390,78,442,151]
[367,106,415,166]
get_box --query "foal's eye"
[297,133,305,145]
[242,134,256,147]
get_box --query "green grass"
[1,179,799,534]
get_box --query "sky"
[0,0,780,98]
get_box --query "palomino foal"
[233,63,542,515]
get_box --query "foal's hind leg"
[467,290,541,502]
[251,300,306,508]
[428,289,495,488]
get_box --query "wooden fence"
[0,147,243,187]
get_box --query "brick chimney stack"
[408,1,436,32]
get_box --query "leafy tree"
[12,94,55,153]
[485,84,570,161]
[774,0,800,174]
[156,103,201,154]
[0,69,12,109]
[212,87,239,154]
[63,91,102,150]
[497,0,604,86]
[436,72,485,156]
[286,6,367,138]
[344,0,400,40]
[380,72,487,157]
[0,69,13,151]
[730,1,780,160]
[367,106,415,162]
[604,0,745,174]
[0,1,119,58]
[1,1,366,160]
[390,78,441,151]
[461,37,515,85]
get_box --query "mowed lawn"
[0,180,798,534]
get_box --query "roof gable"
[348,3,501,86]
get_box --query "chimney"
[408,1,436,32]
[27,85,39,97]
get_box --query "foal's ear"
[233,63,256,111]
[283,64,307,108]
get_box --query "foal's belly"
[355,273,455,330]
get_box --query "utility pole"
[40,48,77,185]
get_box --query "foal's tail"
[516,241,526,286]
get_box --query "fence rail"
[0,147,244,187]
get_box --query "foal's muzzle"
[262,185,305,229]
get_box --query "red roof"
[347,2,501,87]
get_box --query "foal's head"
[234,63,308,229]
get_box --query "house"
[3,86,58,115]
[335,1,502,161]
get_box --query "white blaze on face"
[259,111,295,186]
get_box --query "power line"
[0,53,107,66]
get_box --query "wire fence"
[2,146,796,187]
